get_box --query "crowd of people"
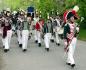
[0,8,63,52]
[0,5,80,68]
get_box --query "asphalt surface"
[0,36,86,70]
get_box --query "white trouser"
[55,32,60,44]
[67,37,77,64]
[35,30,41,43]
[44,33,51,48]
[2,38,5,46]
[12,25,16,31]
[17,30,22,44]
[4,30,12,49]
[0,29,2,34]
[34,30,37,41]
[29,24,33,34]
[22,30,29,49]
[51,34,54,40]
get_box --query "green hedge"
[78,28,86,41]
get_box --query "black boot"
[56,43,60,46]
[28,36,31,40]
[66,63,71,66]
[4,49,9,53]
[38,43,41,47]
[71,64,75,68]
[35,40,38,43]
[19,44,22,48]
[45,48,49,52]
[50,39,54,43]
[22,49,27,52]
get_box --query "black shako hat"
[67,12,77,20]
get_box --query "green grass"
[78,28,86,41]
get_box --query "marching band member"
[53,16,61,46]
[49,16,55,42]
[35,19,43,47]
[21,13,30,52]
[43,19,53,51]
[63,5,79,68]
[1,11,12,52]
[33,14,39,43]
[16,11,24,48]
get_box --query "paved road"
[0,36,86,70]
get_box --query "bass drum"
[58,28,64,39]
[58,28,64,34]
